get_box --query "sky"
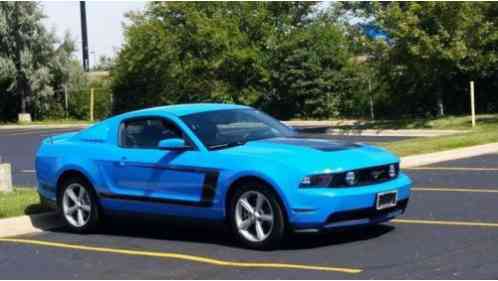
[41,1,146,68]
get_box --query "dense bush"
[68,78,113,121]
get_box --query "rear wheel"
[229,183,286,250]
[59,177,99,233]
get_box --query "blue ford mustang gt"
[36,103,412,249]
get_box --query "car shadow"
[24,203,51,215]
[49,213,395,251]
[282,224,395,250]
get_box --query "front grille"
[326,199,409,224]
[329,163,399,187]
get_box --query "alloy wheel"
[235,190,274,242]
[62,183,92,228]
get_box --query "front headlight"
[299,174,334,188]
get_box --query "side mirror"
[158,138,192,151]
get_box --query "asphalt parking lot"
[0,127,83,187]
[1,150,498,279]
[0,127,409,187]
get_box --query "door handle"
[119,157,127,166]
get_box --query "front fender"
[218,165,302,221]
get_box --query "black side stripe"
[99,192,214,207]
[200,171,219,205]
[121,161,219,175]
[100,164,220,207]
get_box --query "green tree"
[112,2,357,119]
[0,2,83,121]
[340,2,498,117]
[263,13,352,119]
[113,2,278,112]
[0,2,55,116]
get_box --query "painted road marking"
[406,167,498,172]
[413,187,498,193]
[393,219,498,228]
[0,129,79,136]
[0,238,362,274]
[19,170,36,173]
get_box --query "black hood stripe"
[266,138,360,152]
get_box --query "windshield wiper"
[209,140,247,150]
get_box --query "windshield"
[181,108,295,150]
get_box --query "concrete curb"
[286,125,465,138]
[0,212,64,238]
[284,120,360,127]
[284,121,467,137]
[0,124,91,130]
[401,143,498,168]
[322,128,467,138]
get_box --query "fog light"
[345,171,357,186]
[388,164,397,178]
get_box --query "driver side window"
[121,118,182,149]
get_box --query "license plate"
[376,191,398,210]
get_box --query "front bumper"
[294,199,408,233]
[289,172,412,231]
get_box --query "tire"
[58,176,100,233]
[229,182,286,250]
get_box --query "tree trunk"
[13,2,27,114]
[437,95,445,117]
[368,79,374,120]
[17,77,26,113]
[435,77,445,117]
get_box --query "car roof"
[120,103,251,118]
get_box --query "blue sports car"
[36,103,412,249]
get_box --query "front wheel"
[59,177,100,233]
[229,184,286,250]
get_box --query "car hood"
[216,137,399,174]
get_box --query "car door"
[104,116,218,207]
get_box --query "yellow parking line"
[0,238,362,274]
[406,167,498,172]
[413,187,498,193]
[392,219,498,228]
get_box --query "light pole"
[80,1,89,72]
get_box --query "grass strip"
[382,127,498,156]
[0,188,50,219]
